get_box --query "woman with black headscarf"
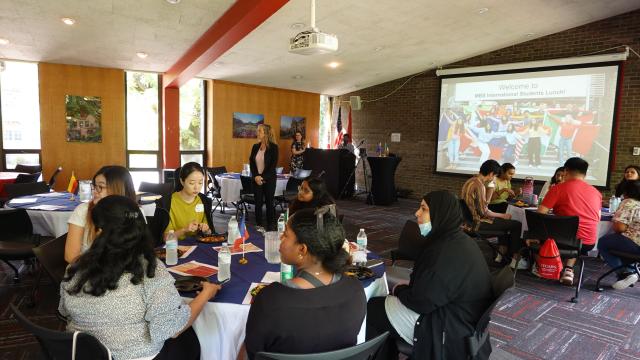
[366,190,493,359]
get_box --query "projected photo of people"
[436,65,620,187]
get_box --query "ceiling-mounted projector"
[289,30,338,55]
[288,0,338,55]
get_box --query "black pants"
[366,297,404,360]
[478,218,523,257]
[153,327,200,360]
[253,178,276,230]
[528,137,541,166]
[488,202,509,214]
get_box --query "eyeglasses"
[298,185,311,194]
[91,183,106,193]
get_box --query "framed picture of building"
[232,112,264,138]
[280,115,306,139]
[65,95,102,143]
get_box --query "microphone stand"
[338,140,370,202]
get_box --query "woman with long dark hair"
[366,190,493,359]
[288,177,335,216]
[65,165,137,263]
[59,195,220,359]
[155,162,215,241]
[615,165,640,197]
[249,124,279,231]
[244,206,366,358]
[539,166,565,199]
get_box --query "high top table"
[366,156,401,205]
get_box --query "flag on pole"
[346,107,353,140]
[67,171,78,194]
[232,212,249,251]
[333,106,343,148]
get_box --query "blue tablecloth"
[167,228,385,304]
[7,192,81,211]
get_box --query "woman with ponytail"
[59,195,220,360]
[244,206,366,359]
[366,190,493,360]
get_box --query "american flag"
[333,107,343,148]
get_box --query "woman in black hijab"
[366,190,493,359]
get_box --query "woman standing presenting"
[290,130,305,173]
[250,124,279,231]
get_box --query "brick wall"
[344,10,640,200]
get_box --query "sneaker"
[560,267,574,285]
[510,257,530,270]
[612,273,639,290]
[531,262,541,277]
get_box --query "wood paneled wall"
[39,63,126,191]
[207,80,320,172]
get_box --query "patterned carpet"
[1,195,639,359]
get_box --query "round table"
[168,230,388,360]
[215,173,290,203]
[6,192,156,238]
[506,204,614,240]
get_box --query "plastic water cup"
[265,231,281,264]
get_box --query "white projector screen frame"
[435,62,622,188]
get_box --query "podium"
[367,156,401,205]
[303,149,355,199]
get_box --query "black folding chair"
[47,166,63,189]
[32,234,67,287]
[524,210,582,303]
[15,172,41,184]
[459,199,507,259]
[0,208,41,283]
[138,181,173,197]
[10,304,111,360]
[206,166,227,213]
[238,175,256,217]
[255,332,388,360]
[595,251,640,292]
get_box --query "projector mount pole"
[310,0,317,31]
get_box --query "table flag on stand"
[67,171,78,194]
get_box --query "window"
[179,78,205,166]
[125,71,161,189]
[0,61,41,170]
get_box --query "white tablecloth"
[215,174,289,203]
[14,203,156,238]
[187,274,389,360]
[506,205,613,240]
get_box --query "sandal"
[560,267,574,286]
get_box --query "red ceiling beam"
[162,0,290,89]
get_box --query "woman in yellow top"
[153,162,215,241]
[489,163,521,213]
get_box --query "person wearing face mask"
[366,191,493,359]
[65,165,137,263]
[154,162,215,241]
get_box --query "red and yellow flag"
[67,171,78,193]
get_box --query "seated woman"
[614,165,640,198]
[65,165,137,263]
[366,190,493,359]
[288,177,335,216]
[59,195,220,359]
[539,166,565,200]
[155,162,215,240]
[489,163,520,213]
[244,207,366,359]
[598,180,640,290]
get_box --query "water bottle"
[165,230,178,266]
[609,196,616,213]
[218,242,231,281]
[614,196,621,212]
[228,216,239,243]
[355,229,368,265]
[277,214,286,234]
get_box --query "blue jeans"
[448,137,460,164]
[598,232,640,274]
[559,137,572,164]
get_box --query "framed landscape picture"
[280,115,306,139]
[65,95,102,143]
[233,112,264,138]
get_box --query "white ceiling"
[1,0,639,95]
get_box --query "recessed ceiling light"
[327,62,340,69]
[61,17,76,25]
[525,33,535,38]
[166,0,181,4]
[477,7,489,14]
[290,22,305,30]
[292,75,303,79]
[0,38,9,45]
[136,52,148,59]
[374,46,384,52]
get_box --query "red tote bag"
[535,238,563,280]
